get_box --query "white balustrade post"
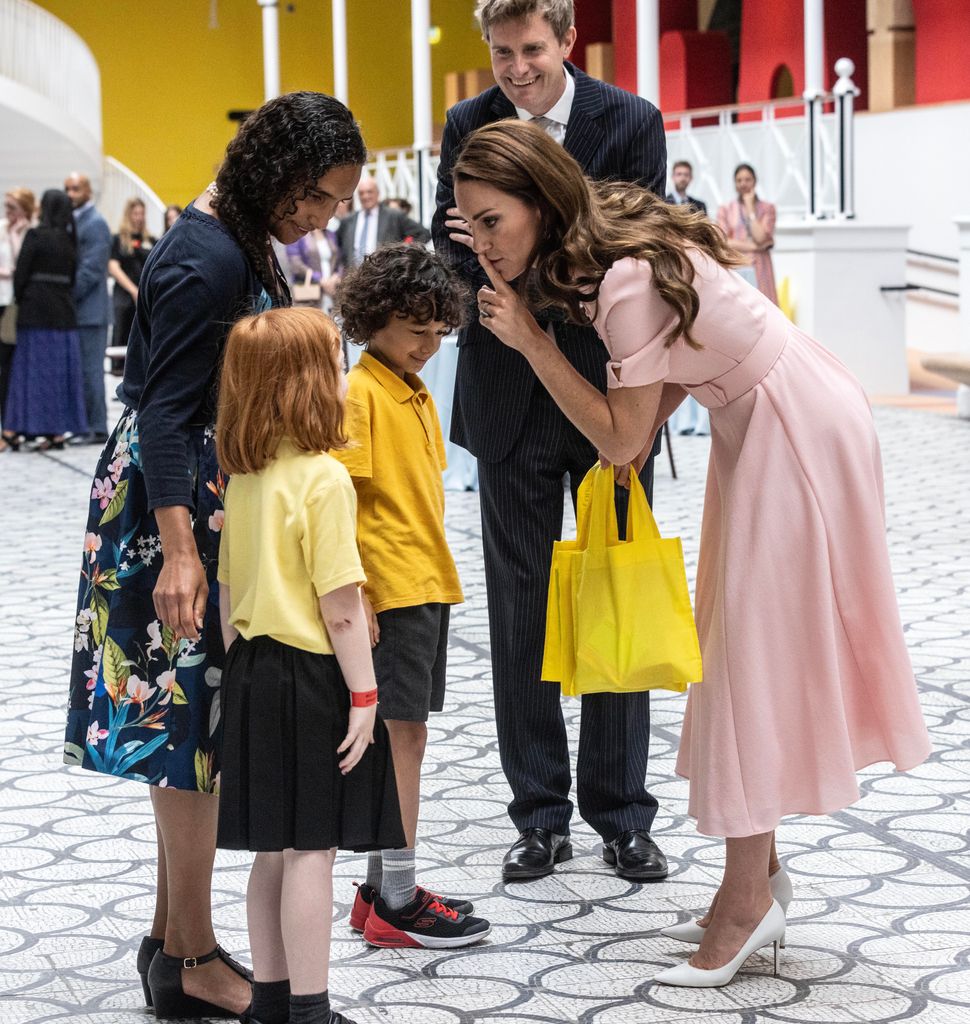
[411,0,433,223]
[332,0,348,104]
[258,0,281,102]
[802,0,824,219]
[833,58,860,220]
[636,0,660,106]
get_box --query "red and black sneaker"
[350,882,475,933]
[363,891,491,949]
[349,882,378,932]
[416,885,475,918]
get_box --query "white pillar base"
[957,384,970,419]
[772,222,910,395]
[955,218,970,355]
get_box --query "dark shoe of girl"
[147,945,253,1019]
[136,936,165,1007]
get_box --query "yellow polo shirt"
[332,351,463,613]
[217,440,366,654]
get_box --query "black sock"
[250,979,291,1024]
[289,990,331,1024]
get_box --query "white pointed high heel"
[660,867,792,947]
[652,899,786,988]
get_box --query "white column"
[258,0,280,101]
[411,0,432,150]
[636,0,660,106]
[803,0,824,98]
[332,0,348,104]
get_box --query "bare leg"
[697,829,778,929]
[384,720,427,847]
[149,819,167,940]
[280,848,337,995]
[691,832,774,970]
[768,832,781,876]
[248,853,288,982]
[150,786,251,1013]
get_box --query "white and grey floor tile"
[1,404,968,1022]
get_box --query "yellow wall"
[36,0,489,206]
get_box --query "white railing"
[0,0,101,149]
[367,147,439,227]
[101,156,167,238]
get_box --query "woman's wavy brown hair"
[216,307,346,475]
[452,119,743,346]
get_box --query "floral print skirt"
[64,408,228,791]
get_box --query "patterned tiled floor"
[1,402,969,1023]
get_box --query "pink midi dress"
[589,254,931,838]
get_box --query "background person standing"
[6,189,87,449]
[717,163,777,305]
[65,171,112,446]
[666,159,707,215]
[108,198,156,349]
[336,176,430,271]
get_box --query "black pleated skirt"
[217,634,406,853]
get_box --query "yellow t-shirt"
[331,351,463,613]
[217,439,366,654]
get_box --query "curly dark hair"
[336,244,471,344]
[213,91,366,300]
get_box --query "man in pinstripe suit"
[433,0,670,883]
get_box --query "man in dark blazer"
[337,176,431,271]
[433,0,669,884]
[65,172,111,445]
[666,159,708,215]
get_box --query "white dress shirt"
[513,67,575,145]
[353,207,380,261]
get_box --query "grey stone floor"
[1,403,969,1023]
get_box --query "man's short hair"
[672,160,693,173]
[475,0,574,43]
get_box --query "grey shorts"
[372,603,450,722]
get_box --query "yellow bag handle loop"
[625,470,662,542]
[585,465,621,552]
[577,464,662,549]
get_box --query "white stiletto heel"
[660,867,791,947]
[652,899,786,988]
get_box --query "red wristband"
[350,688,378,707]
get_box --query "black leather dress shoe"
[502,827,572,881]
[603,829,668,881]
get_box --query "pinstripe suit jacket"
[433,62,667,462]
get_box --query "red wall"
[660,30,733,113]
[612,0,638,94]
[572,4,613,72]
[913,0,970,104]
[737,0,868,109]
[612,0,699,95]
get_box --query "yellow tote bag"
[541,464,703,696]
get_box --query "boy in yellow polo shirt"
[334,245,490,949]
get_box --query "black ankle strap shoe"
[136,936,164,1007]
[147,944,253,1019]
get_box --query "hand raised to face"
[475,253,543,353]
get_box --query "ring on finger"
[479,307,492,318]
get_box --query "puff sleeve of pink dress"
[590,255,931,838]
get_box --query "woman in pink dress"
[448,121,931,990]
[717,163,778,304]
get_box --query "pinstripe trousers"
[477,383,660,842]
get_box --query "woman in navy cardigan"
[63,92,366,1018]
